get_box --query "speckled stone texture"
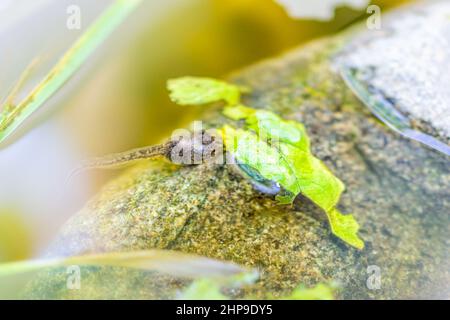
[26,35,449,300]
[336,0,450,144]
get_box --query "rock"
[335,1,450,152]
[26,8,449,299]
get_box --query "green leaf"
[167,77,246,106]
[0,0,142,144]
[178,270,259,300]
[167,77,363,249]
[222,106,364,249]
[278,283,336,300]
[223,104,255,120]
[327,208,364,250]
[179,278,229,300]
[222,124,303,202]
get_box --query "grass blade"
[0,0,142,144]
[0,250,246,279]
[0,250,249,299]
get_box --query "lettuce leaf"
[222,105,364,249]
[168,77,246,106]
[278,283,336,300]
[167,78,364,249]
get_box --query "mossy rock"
[26,32,449,299]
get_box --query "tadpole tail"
[65,142,174,185]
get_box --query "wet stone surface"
[335,1,450,146]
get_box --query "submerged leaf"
[168,77,246,106]
[178,269,259,300]
[279,283,336,300]
[0,0,142,145]
[179,279,229,300]
[222,105,364,249]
